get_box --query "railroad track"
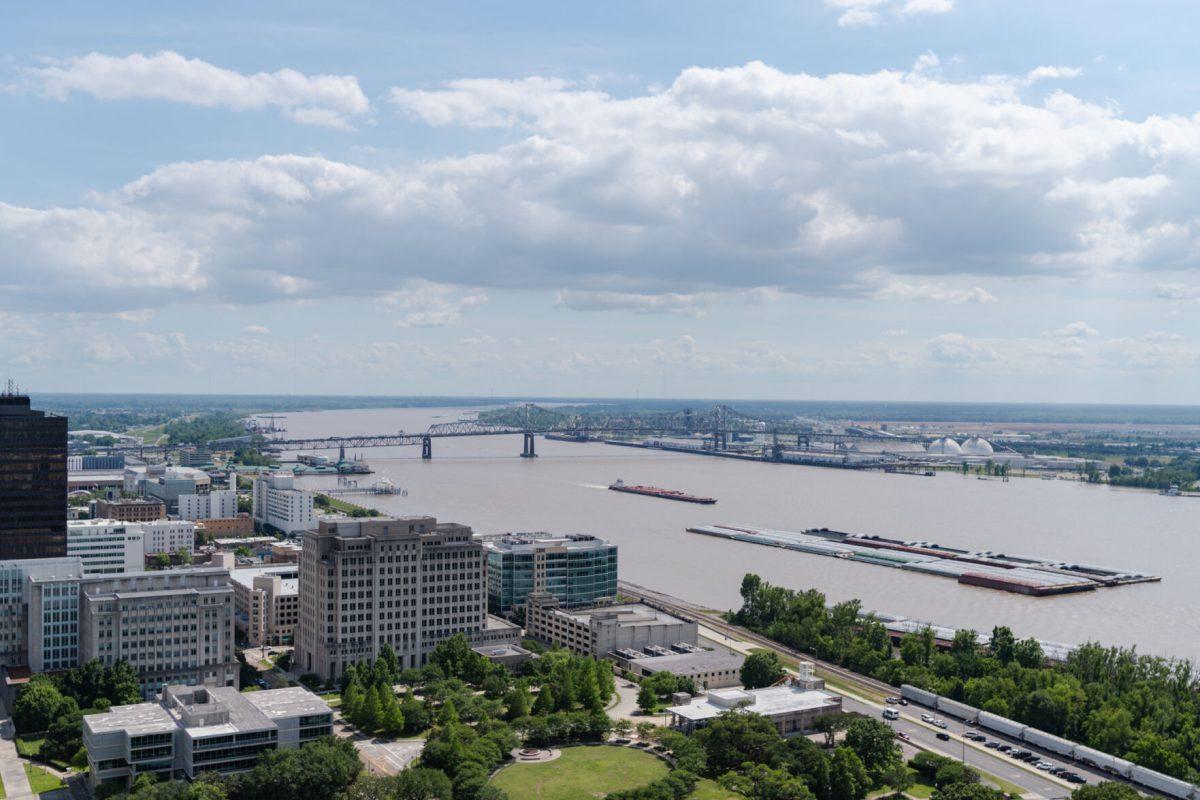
[618,580,900,698]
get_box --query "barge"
[688,523,1159,596]
[609,479,716,504]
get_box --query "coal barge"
[608,479,716,504]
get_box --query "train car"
[1128,765,1199,800]
[977,710,1027,740]
[1074,745,1133,779]
[901,684,938,708]
[935,697,980,724]
[1022,728,1077,759]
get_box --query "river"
[279,406,1199,662]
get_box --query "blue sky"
[3,1,1200,401]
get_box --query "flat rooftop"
[629,649,745,673]
[483,532,614,552]
[244,686,332,719]
[473,644,532,658]
[229,565,300,590]
[566,603,689,628]
[84,702,176,736]
[669,685,840,723]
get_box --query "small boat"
[608,479,716,504]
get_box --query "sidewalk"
[0,699,36,800]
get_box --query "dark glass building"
[0,393,67,559]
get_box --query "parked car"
[1036,762,1053,771]
[997,745,1013,753]
[898,698,909,705]
[921,713,935,723]
[965,732,986,741]
[1065,774,1087,784]
[985,741,1001,749]
[896,732,911,741]
[1050,767,1068,776]
[936,732,951,741]
[933,719,948,729]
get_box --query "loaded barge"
[609,480,716,504]
[688,523,1159,596]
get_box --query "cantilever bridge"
[256,404,910,459]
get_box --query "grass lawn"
[490,746,668,800]
[14,737,43,758]
[24,764,65,795]
[691,778,739,800]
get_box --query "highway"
[620,581,1119,799]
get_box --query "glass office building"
[0,392,67,559]
[484,533,618,616]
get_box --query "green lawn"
[14,737,43,758]
[24,764,65,795]
[490,746,669,800]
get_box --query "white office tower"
[251,474,316,534]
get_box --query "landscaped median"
[489,745,670,800]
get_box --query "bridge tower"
[520,432,537,458]
[421,435,432,460]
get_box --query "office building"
[615,647,746,690]
[83,685,333,788]
[94,498,167,523]
[295,516,486,681]
[483,532,618,616]
[0,390,67,559]
[68,455,126,471]
[251,475,315,534]
[667,680,843,735]
[230,566,299,647]
[524,593,699,658]
[195,515,254,537]
[67,519,145,575]
[178,489,237,522]
[127,466,211,513]
[0,557,83,670]
[177,446,213,468]
[139,519,196,556]
[75,567,237,696]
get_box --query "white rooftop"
[668,684,840,723]
[83,702,176,736]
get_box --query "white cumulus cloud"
[24,51,370,129]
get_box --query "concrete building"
[67,519,145,575]
[295,516,486,681]
[130,466,213,513]
[251,475,315,534]
[76,568,237,696]
[667,681,843,735]
[83,685,333,788]
[140,519,197,556]
[472,643,534,669]
[94,498,167,523]
[0,557,84,671]
[618,648,746,690]
[196,515,254,537]
[68,455,126,471]
[483,532,618,616]
[179,489,238,522]
[230,566,299,647]
[524,593,699,658]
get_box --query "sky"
[4,1,1200,402]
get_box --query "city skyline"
[5,2,1200,402]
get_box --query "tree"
[393,768,454,800]
[533,685,556,715]
[106,660,143,704]
[696,712,783,776]
[1069,783,1141,800]
[989,626,1016,665]
[843,718,902,782]
[880,764,914,798]
[503,687,529,720]
[13,678,68,734]
[635,721,657,740]
[813,712,855,749]
[233,737,361,800]
[1012,638,1045,668]
[741,651,786,689]
[829,747,870,800]
[613,718,633,738]
[637,684,658,713]
[721,764,816,800]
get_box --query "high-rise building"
[483,532,618,616]
[0,390,67,559]
[295,516,486,681]
[0,556,83,669]
[230,566,299,647]
[251,475,315,534]
[178,489,237,521]
[93,498,167,523]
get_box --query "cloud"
[24,51,369,129]
[873,277,997,304]
[925,333,999,366]
[1025,65,1083,84]
[1050,321,1099,338]
[555,290,714,317]
[10,59,1200,314]
[384,281,488,327]
[1154,283,1200,303]
[825,0,951,26]
[242,325,271,335]
[883,328,908,337]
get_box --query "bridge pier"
[421,435,432,460]
[520,432,537,458]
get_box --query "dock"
[687,524,1160,596]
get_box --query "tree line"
[733,574,1200,782]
